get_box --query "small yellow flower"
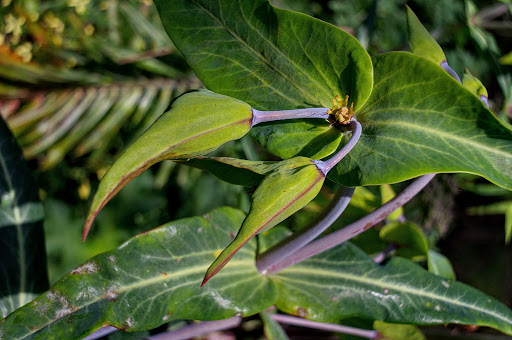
[327,95,354,125]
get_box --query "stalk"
[265,173,436,274]
[256,185,355,273]
[251,107,329,126]
[270,314,379,339]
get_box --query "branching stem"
[251,107,329,126]
[314,118,362,175]
[270,314,379,339]
[265,173,436,274]
[146,316,242,340]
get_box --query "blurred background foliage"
[1,0,511,337]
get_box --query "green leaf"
[178,157,278,187]
[380,184,403,221]
[462,69,488,99]
[428,250,456,280]
[272,242,512,335]
[202,157,325,284]
[373,321,426,340]
[154,0,373,160]
[406,6,446,65]
[0,118,48,319]
[330,52,512,190]
[0,207,276,339]
[83,90,253,240]
[379,222,429,261]
[260,311,290,340]
[500,51,512,65]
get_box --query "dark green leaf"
[155,0,373,160]
[331,52,512,190]
[272,242,512,335]
[0,207,276,339]
[178,157,280,187]
[0,118,48,318]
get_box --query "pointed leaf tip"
[83,90,253,235]
[204,157,325,281]
[406,5,446,65]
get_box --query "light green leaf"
[406,6,446,65]
[155,0,373,160]
[83,90,253,239]
[462,69,488,99]
[0,207,276,339]
[374,321,426,340]
[202,157,325,284]
[380,222,429,261]
[330,52,512,190]
[261,311,290,340]
[500,51,512,65]
[272,242,512,335]
[380,184,403,221]
[428,250,456,280]
[0,118,48,319]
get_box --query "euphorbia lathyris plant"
[1,1,512,339]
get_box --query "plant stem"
[373,243,396,264]
[440,61,461,83]
[314,119,362,175]
[82,326,118,340]
[251,107,329,126]
[256,185,355,273]
[146,316,242,340]
[270,314,379,339]
[265,173,436,274]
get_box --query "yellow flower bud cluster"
[327,95,354,126]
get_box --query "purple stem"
[440,61,461,83]
[270,314,378,339]
[265,173,436,274]
[372,243,397,264]
[251,107,329,126]
[146,316,242,340]
[314,119,362,175]
[256,186,355,273]
[82,326,118,340]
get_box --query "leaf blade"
[83,90,253,239]
[330,52,512,189]
[0,207,276,339]
[272,242,512,335]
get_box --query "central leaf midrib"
[189,0,327,105]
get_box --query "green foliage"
[1,0,512,339]
[272,240,512,334]
[3,208,512,338]
[83,90,253,239]
[203,157,325,283]
[406,5,446,64]
[1,208,277,339]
